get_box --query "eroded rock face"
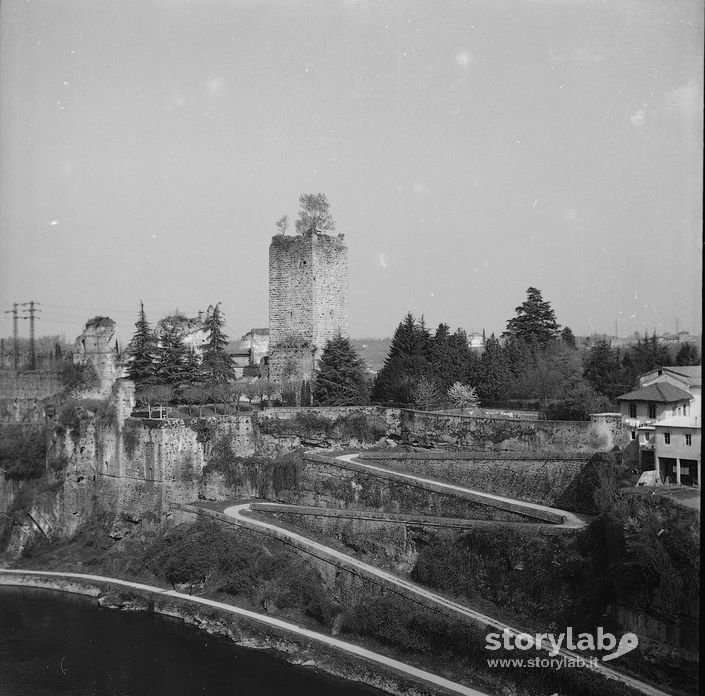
[73,316,119,398]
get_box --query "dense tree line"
[124,301,239,414]
[122,287,699,417]
[370,287,700,418]
[126,301,235,390]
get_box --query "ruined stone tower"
[268,230,348,385]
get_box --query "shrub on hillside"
[60,361,100,391]
[202,442,301,494]
[139,520,331,615]
[0,426,47,480]
[337,412,386,442]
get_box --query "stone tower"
[268,230,348,385]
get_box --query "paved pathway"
[214,451,673,696]
[335,453,587,528]
[0,568,487,696]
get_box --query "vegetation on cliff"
[131,521,643,696]
[258,411,386,445]
[0,425,47,480]
[411,463,699,691]
[202,443,300,495]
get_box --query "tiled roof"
[663,366,702,387]
[617,382,692,403]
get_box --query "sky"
[0,0,702,347]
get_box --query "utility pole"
[21,301,40,370]
[3,303,20,370]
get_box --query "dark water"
[0,587,385,696]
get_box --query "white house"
[617,366,701,486]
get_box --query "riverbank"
[0,569,487,696]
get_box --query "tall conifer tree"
[372,312,432,403]
[503,287,560,347]
[313,335,369,406]
[126,301,157,385]
[201,302,235,385]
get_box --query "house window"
[664,432,671,445]
[628,403,637,418]
[685,434,692,446]
[648,403,656,419]
[684,403,690,416]
[631,431,636,440]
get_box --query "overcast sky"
[1,0,702,346]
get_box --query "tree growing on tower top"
[275,214,289,235]
[295,193,336,235]
[503,287,561,347]
[201,302,235,385]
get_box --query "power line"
[2,303,23,370]
[21,301,41,370]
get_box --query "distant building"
[156,313,209,356]
[468,331,486,353]
[239,328,269,367]
[617,366,701,485]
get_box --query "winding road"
[335,453,587,528]
[0,568,487,696]
[214,452,672,696]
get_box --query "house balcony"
[625,417,655,428]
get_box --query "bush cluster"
[140,520,336,623]
[258,411,386,444]
[60,362,100,391]
[0,425,47,480]
[201,442,301,495]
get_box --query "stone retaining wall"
[302,453,563,524]
[357,451,590,508]
[402,410,625,453]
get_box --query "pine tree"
[313,335,369,406]
[561,326,577,348]
[371,313,432,403]
[503,287,560,347]
[429,324,471,391]
[126,301,157,386]
[154,322,189,386]
[183,347,202,384]
[201,302,235,385]
[675,342,700,366]
[476,335,512,401]
[583,339,623,401]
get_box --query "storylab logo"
[485,628,639,668]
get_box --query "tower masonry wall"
[312,233,348,349]
[268,231,348,386]
[269,235,315,347]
